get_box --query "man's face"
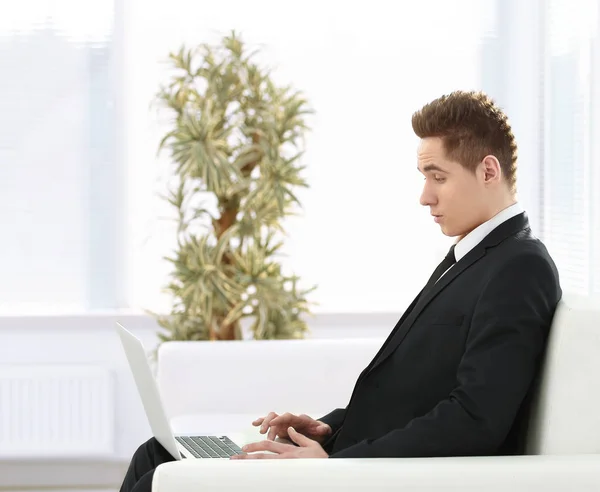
[417,137,487,238]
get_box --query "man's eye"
[434,175,445,182]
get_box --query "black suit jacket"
[319,212,561,458]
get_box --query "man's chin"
[439,225,462,239]
[439,225,452,236]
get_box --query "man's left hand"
[231,427,328,459]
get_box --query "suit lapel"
[355,287,427,383]
[366,248,485,375]
[366,212,530,376]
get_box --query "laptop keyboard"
[175,435,244,458]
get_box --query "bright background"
[2,0,598,317]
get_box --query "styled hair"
[411,91,518,193]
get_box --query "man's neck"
[455,199,518,244]
[487,197,517,221]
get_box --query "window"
[0,1,119,314]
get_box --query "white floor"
[0,458,128,491]
[3,490,116,492]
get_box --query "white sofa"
[152,295,600,491]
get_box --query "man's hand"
[252,412,332,443]
[231,427,329,459]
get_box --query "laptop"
[116,322,245,459]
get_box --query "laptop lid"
[115,322,182,460]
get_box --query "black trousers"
[120,438,176,492]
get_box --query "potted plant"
[153,31,315,342]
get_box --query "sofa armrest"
[152,454,600,492]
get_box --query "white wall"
[124,0,495,315]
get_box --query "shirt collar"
[454,202,524,262]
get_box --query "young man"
[120,91,561,491]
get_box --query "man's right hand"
[252,412,332,444]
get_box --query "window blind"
[0,1,117,313]
[541,0,600,297]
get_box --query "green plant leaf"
[153,30,316,342]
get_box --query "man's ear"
[481,155,502,184]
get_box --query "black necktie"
[422,244,456,296]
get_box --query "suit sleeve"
[330,253,560,458]
[317,408,346,432]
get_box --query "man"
[120,91,561,491]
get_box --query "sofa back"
[525,295,600,455]
[156,295,600,455]
[156,338,383,421]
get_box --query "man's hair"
[411,90,518,193]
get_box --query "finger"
[260,412,278,433]
[242,440,294,454]
[269,412,292,426]
[288,427,313,447]
[267,426,278,441]
[242,440,284,453]
[252,417,264,427]
[315,424,331,435]
[231,453,280,460]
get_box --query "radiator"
[0,365,114,457]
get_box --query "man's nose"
[420,183,435,207]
